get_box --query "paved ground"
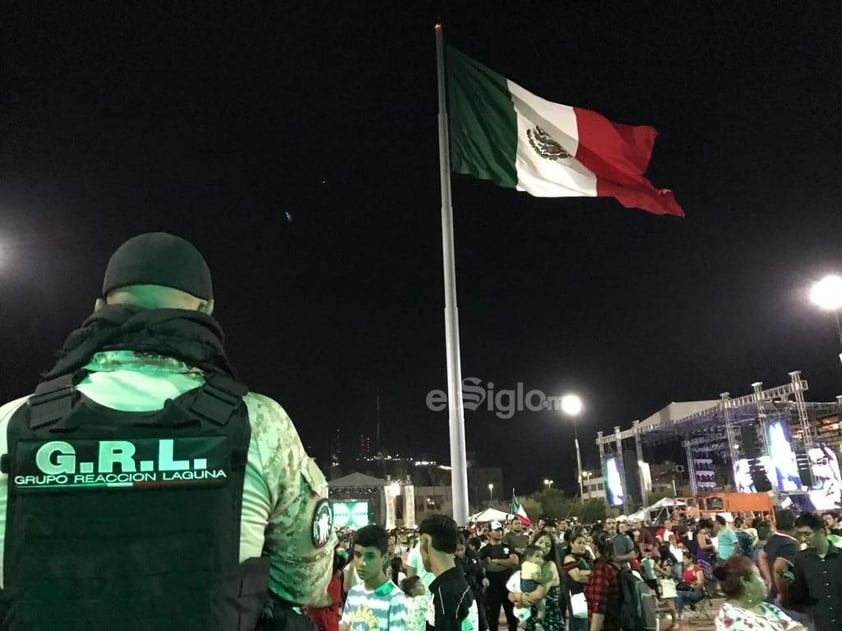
[496,597,725,630]
[661,597,724,631]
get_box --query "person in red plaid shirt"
[583,535,623,631]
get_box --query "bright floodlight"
[560,394,583,416]
[810,275,842,311]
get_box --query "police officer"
[0,233,336,630]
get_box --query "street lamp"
[559,393,585,502]
[810,275,842,365]
[488,483,494,502]
[543,478,554,488]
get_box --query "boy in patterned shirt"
[341,525,408,631]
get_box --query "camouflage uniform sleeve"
[245,393,337,606]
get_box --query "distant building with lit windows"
[358,434,372,459]
[581,472,606,500]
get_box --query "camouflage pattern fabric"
[245,392,337,605]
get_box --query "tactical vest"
[1,371,269,631]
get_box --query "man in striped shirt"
[341,525,407,631]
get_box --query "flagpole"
[435,23,469,526]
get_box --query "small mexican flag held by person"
[511,491,530,524]
[445,45,684,217]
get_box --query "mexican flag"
[446,46,684,217]
[511,490,530,524]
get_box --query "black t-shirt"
[764,532,799,597]
[480,542,514,576]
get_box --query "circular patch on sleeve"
[312,498,333,548]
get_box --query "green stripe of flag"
[446,46,518,189]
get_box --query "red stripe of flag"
[574,107,685,217]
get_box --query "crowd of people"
[312,509,842,631]
[5,232,840,631]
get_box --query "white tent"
[651,497,686,508]
[469,508,514,523]
[628,497,687,522]
[627,508,648,522]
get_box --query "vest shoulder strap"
[28,372,85,430]
[188,372,249,426]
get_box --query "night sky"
[2,4,841,495]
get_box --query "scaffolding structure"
[595,371,840,508]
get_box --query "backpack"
[619,569,658,631]
[735,530,754,556]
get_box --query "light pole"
[488,483,494,502]
[810,275,842,365]
[560,394,585,502]
[543,478,554,489]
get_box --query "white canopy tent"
[651,498,687,508]
[628,497,687,522]
[469,508,514,523]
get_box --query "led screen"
[766,420,801,492]
[604,456,625,507]
[733,456,774,493]
[332,501,370,528]
[808,445,842,511]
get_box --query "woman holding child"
[508,532,565,631]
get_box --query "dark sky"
[2,3,841,495]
